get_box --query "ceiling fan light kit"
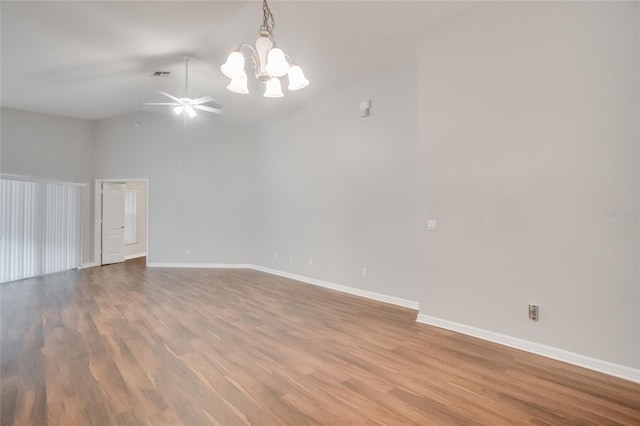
[220,0,309,97]
[143,54,223,118]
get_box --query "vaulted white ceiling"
[1,1,474,124]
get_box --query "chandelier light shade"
[287,65,309,91]
[265,48,290,77]
[220,0,309,97]
[227,71,249,94]
[264,77,284,98]
[220,51,245,79]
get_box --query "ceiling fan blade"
[194,98,223,110]
[203,101,223,110]
[191,95,217,105]
[143,102,180,106]
[142,106,174,115]
[157,90,182,103]
[193,104,223,114]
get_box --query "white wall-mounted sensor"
[360,99,371,117]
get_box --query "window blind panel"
[124,191,137,245]
[0,178,81,283]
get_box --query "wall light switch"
[529,304,539,321]
[427,219,438,231]
[360,99,371,117]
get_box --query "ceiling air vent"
[151,71,170,77]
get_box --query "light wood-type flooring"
[1,257,639,425]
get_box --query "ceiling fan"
[144,54,222,117]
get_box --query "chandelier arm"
[250,54,261,79]
[237,43,265,79]
[238,43,257,56]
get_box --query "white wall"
[124,180,147,258]
[1,1,637,376]
[416,2,639,369]
[252,65,420,303]
[0,108,95,264]
[93,112,252,264]
[250,1,639,374]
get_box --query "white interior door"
[101,182,125,265]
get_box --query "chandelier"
[220,0,309,97]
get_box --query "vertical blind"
[0,177,82,283]
[124,190,137,245]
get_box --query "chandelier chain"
[260,0,275,39]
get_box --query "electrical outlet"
[275,253,279,260]
[186,248,191,255]
[362,267,368,277]
[308,258,313,266]
[289,255,293,263]
[529,304,539,321]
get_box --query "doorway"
[94,179,149,266]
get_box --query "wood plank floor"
[1,258,639,425]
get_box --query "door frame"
[94,178,150,267]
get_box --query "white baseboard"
[144,262,418,310]
[125,253,147,260]
[250,265,419,310]
[416,314,640,384]
[147,262,252,269]
[89,260,638,383]
[80,262,98,269]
